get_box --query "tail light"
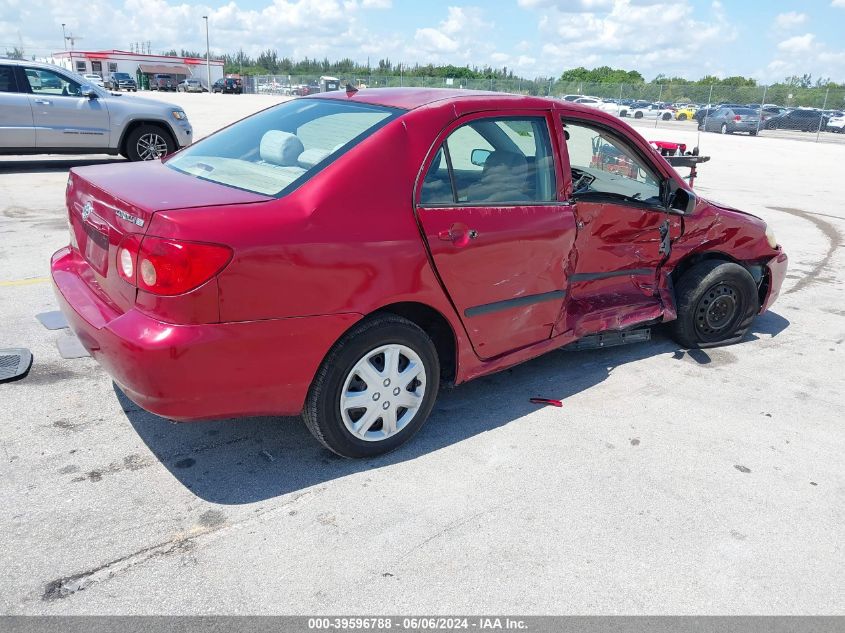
[734,115,742,121]
[117,234,232,296]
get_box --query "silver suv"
[0,59,192,161]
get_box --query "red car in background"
[51,89,787,457]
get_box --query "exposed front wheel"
[634,111,643,119]
[124,125,176,161]
[303,314,440,458]
[678,113,687,121]
[669,261,759,348]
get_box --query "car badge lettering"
[81,202,93,221]
[115,209,145,227]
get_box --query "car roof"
[306,87,564,111]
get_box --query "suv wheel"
[303,314,440,458]
[124,125,176,161]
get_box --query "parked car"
[49,88,787,457]
[572,96,621,115]
[694,104,744,125]
[150,73,176,91]
[212,77,243,94]
[701,107,760,135]
[825,112,845,133]
[763,108,827,131]
[674,105,697,121]
[622,102,675,120]
[0,59,192,160]
[177,78,205,93]
[107,72,137,92]
[82,73,104,88]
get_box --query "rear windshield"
[732,108,757,115]
[166,98,402,196]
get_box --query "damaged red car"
[52,89,788,457]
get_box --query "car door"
[557,116,682,337]
[22,66,110,149]
[0,65,35,149]
[416,111,577,360]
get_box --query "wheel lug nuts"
[393,387,401,396]
[383,379,390,387]
[382,401,390,409]
[372,393,380,401]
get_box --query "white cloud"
[777,33,815,53]
[832,0,845,7]
[773,11,807,30]
[522,0,736,78]
[408,6,494,64]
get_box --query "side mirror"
[470,148,491,167]
[80,85,97,98]
[664,179,697,214]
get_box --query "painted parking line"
[0,277,50,287]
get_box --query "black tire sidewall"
[671,261,759,348]
[125,125,176,162]
[305,317,440,458]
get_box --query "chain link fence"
[246,75,845,111]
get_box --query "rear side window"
[167,99,401,196]
[420,116,557,205]
[0,66,17,92]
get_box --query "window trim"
[416,110,562,210]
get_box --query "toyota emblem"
[82,202,93,221]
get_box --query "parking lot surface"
[1,92,843,614]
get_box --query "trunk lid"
[66,160,271,313]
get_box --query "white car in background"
[620,102,675,120]
[572,96,622,115]
[82,73,104,88]
[826,113,844,133]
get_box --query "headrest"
[298,148,331,169]
[483,151,527,177]
[260,131,304,166]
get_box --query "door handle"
[438,225,479,244]
[34,99,52,105]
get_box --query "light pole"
[202,15,211,92]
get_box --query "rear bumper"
[51,247,361,421]
[760,249,788,313]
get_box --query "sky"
[1,0,844,83]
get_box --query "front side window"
[25,67,82,97]
[167,98,401,196]
[563,119,661,205]
[420,116,556,205]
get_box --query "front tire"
[670,261,759,348]
[678,113,687,121]
[634,111,643,119]
[303,314,440,458]
[124,124,176,161]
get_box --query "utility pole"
[203,15,211,92]
[816,86,830,142]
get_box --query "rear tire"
[669,261,759,349]
[124,124,176,161]
[303,314,440,458]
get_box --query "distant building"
[48,49,224,90]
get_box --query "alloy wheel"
[339,344,426,442]
[136,133,169,160]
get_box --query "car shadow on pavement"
[0,157,126,173]
[116,311,789,505]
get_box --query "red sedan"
[51,88,788,457]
